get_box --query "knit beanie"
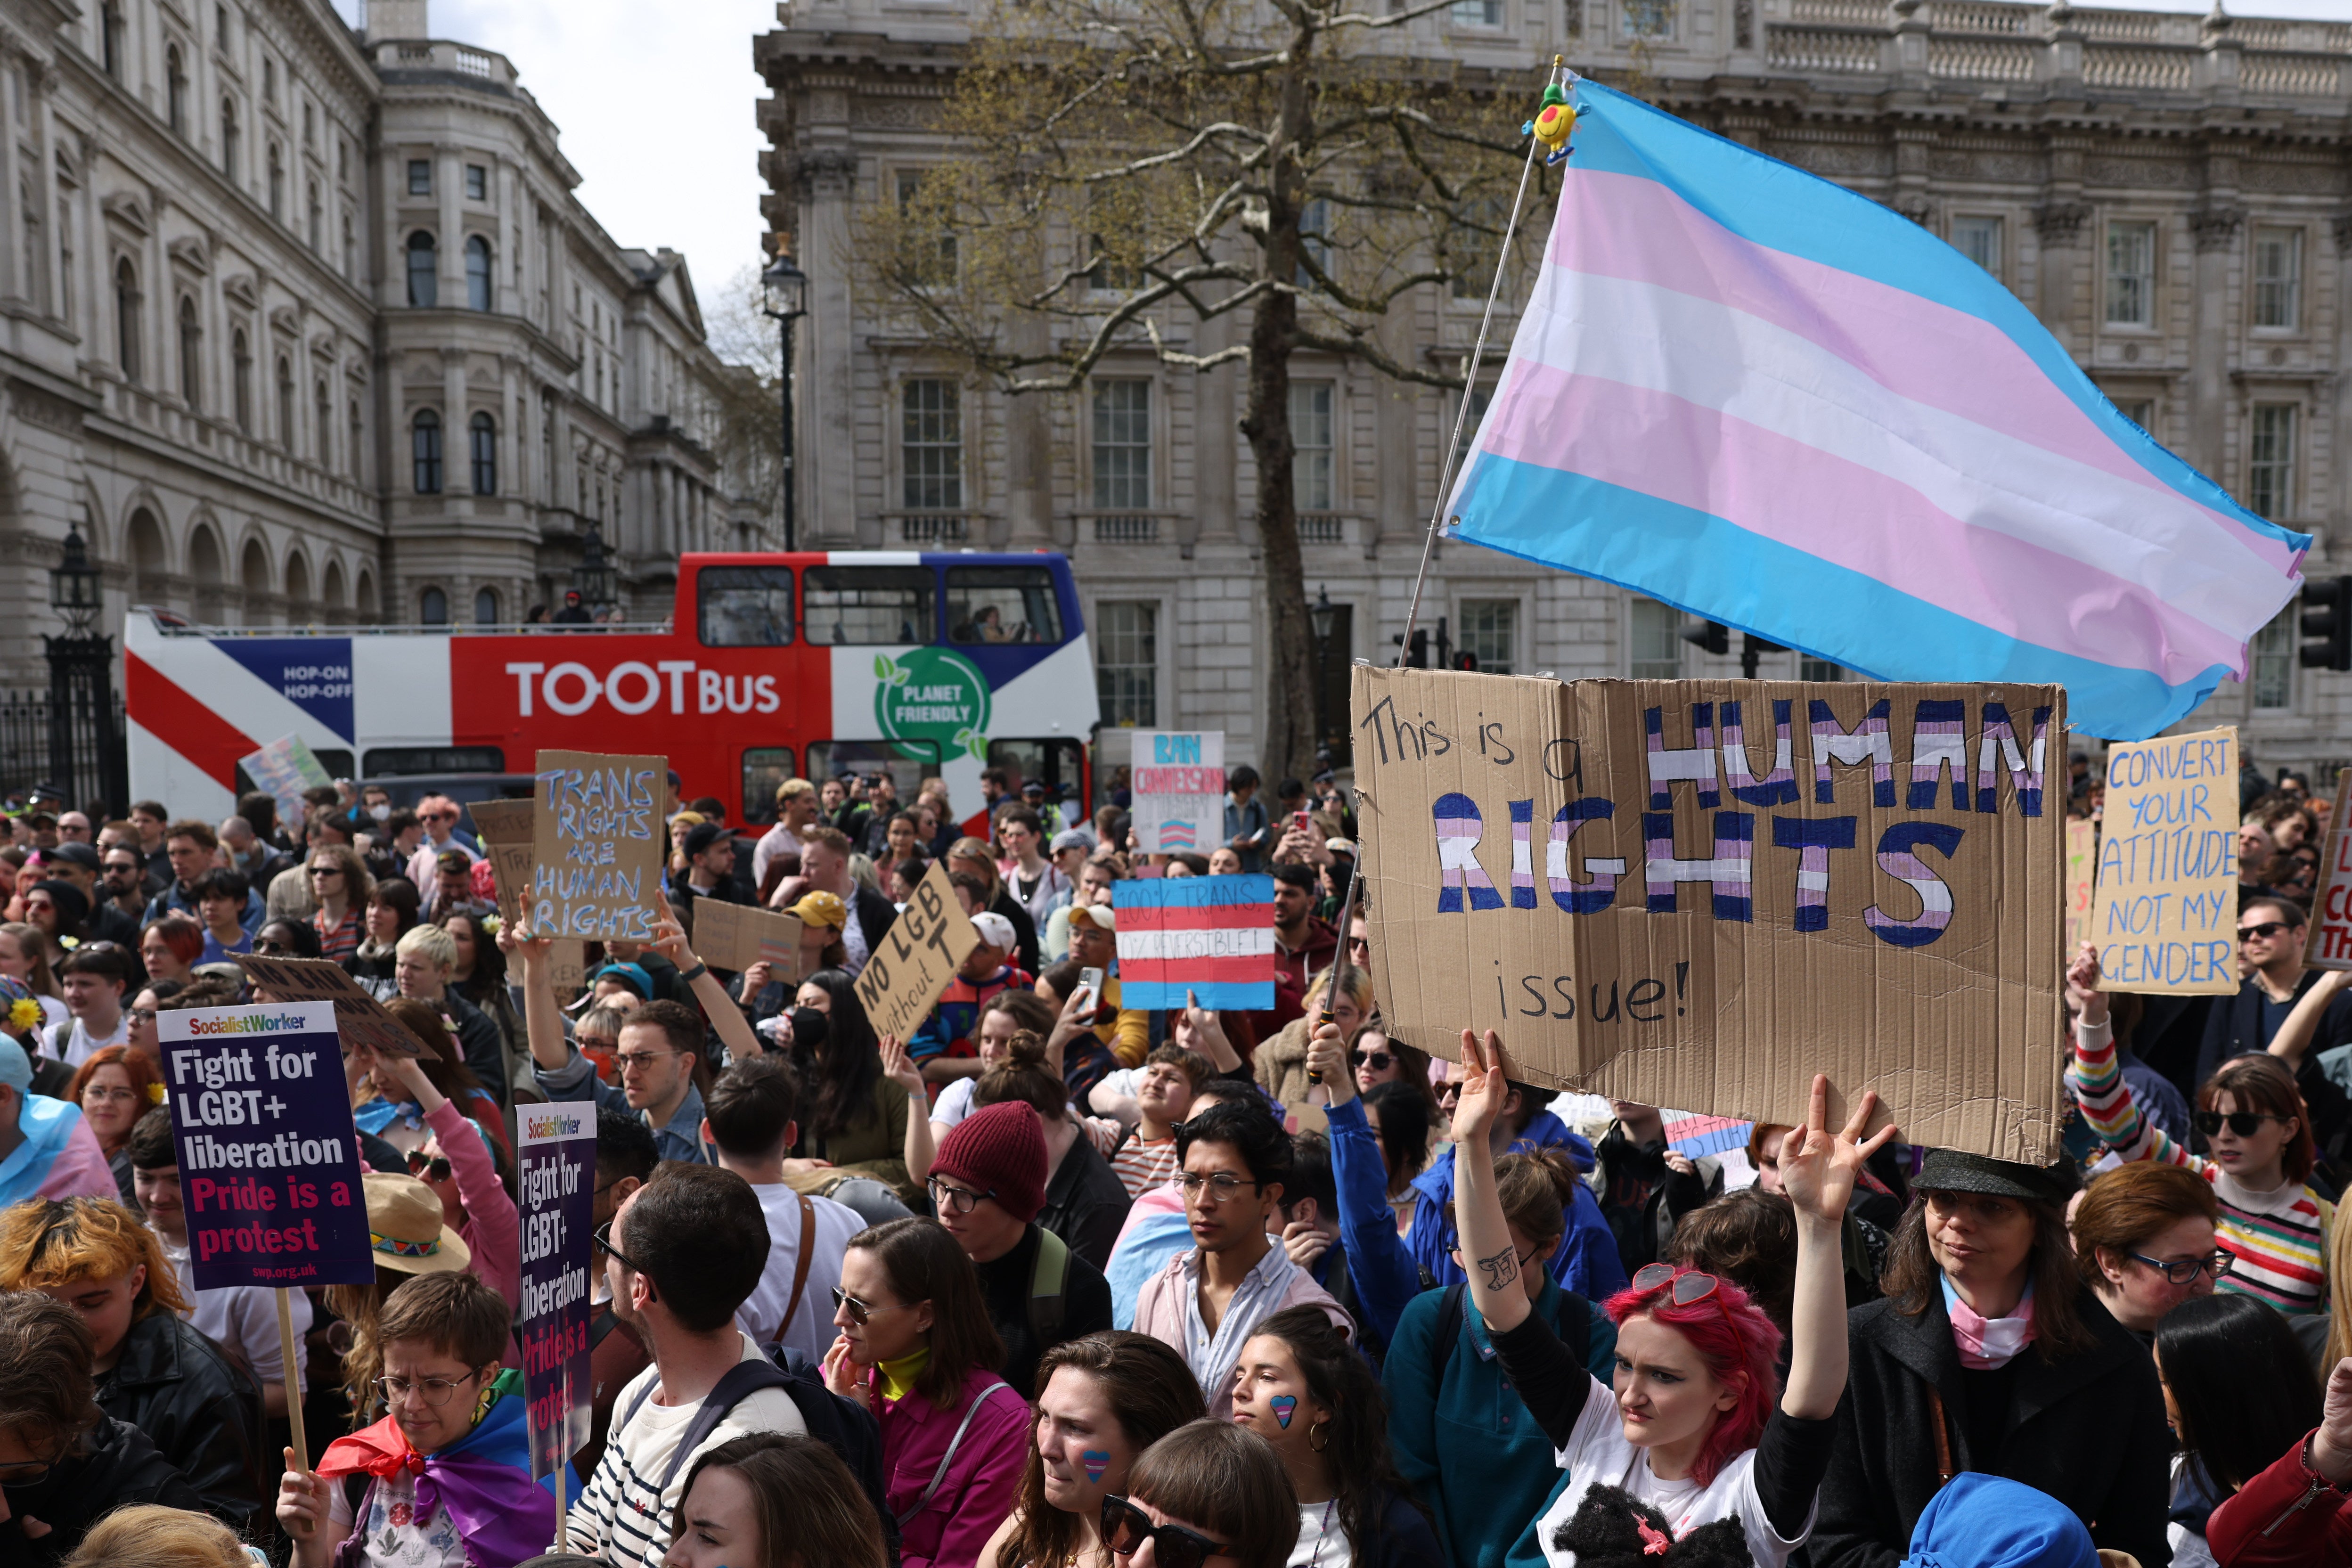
[931,1101,1047,1224]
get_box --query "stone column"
[2188,188,2245,485]
[798,146,857,546]
[438,142,463,301]
[0,55,22,304]
[2032,198,2091,359]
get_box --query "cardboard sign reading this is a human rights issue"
[1350,665,2066,1163]
[2090,727,2238,995]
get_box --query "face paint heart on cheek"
[1269,1395,1297,1429]
[1082,1450,1112,1484]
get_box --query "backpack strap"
[1027,1226,1070,1350]
[619,1359,798,1495]
[1436,1282,1466,1364]
[892,1380,1014,1527]
[777,1193,817,1341]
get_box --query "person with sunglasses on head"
[1815,1140,2172,1568]
[0,1290,202,1566]
[824,1216,1029,1568]
[1454,1028,1888,1568]
[2069,941,2336,1318]
[2068,1162,2229,1341]
[1131,1101,1352,1419]
[1229,1305,1443,1567]
[977,1331,1207,1568]
[1102,1419,1299,1568]
[282,1270,566,1568]
[570,1165,807,1568]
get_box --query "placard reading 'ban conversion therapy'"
[1130,730,1226,855]
[1114,874,1276,1010]
[2091,727,2239,996]
[158,1000,376,1291]
[854,859,980,1041]
[517,1102,596,1483]
[532,751,663,941]
[1351,666,2066,1163]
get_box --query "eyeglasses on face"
[310,866,342,878]
[928,1177,994,1215]
[592,1220,645,1276]
[373,1370,482,1406]
[1101,1495,1232,1568]
[82,1085,142,1105]
[2237,921,2290,943]
[2129,1250,2233,1285]
[0,1440,67,1488]
[1349,1049,1392,1072]
[2193,1110,2290,1137]
[830,1285,917,1326]
[1175,1172,1260,1203]
[405,1148,452,1184]
[613,1049,681,1076]
[422,810,458,824]
[128,1007,158,1025]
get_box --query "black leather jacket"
[94,1310,266,1528]
[3,1416,204,1565]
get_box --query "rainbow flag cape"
[1445,77,2307,741]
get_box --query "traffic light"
[1680,618,1730,656]
[2301,578,2352,672]
[1392,628,1430,667]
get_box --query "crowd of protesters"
[4,759,2352,1568]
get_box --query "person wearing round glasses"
[2068,1162,2229,1338]
[823,1216,1028,1568]
[1453,1028,1886,1568]
[1098,1419,1297,1568]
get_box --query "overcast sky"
[337,0,2352,365]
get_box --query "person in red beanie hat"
[928,1101,1113,1397]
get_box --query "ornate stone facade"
[756,0,2352,775]
[0,0,742,690]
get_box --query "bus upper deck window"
[699,567,795,647]
[947,566,1062,645]
[807,566,934,645]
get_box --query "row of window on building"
[1950,214,2311,333]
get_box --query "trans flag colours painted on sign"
[1443,77,2308,742]
[1112,874,1277,1011]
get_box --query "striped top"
[2071,1018,2332,1315]
[1111,1132,1178,1199]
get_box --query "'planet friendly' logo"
[873,647,992,762]
[1268,1395,1297,1429]
[1082,1450,1112,1483]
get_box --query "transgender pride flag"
[1446,77,2308,741]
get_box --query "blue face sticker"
[1269,1395,1298,1429]
[1082,1450,1112,1484]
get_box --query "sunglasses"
[405,1149,452,1183]
[2193,1110,2290,1137]
[592,1220,645,1278]
[1349,1049,1392,1072]
[1101,1494,1231,1568]
[2238,921,2290,942]
[1631,1262,1741,1333]
[829,1286,916,1326]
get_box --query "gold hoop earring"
[1308,1418,1331,1452]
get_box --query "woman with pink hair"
[1449,1029,1888,1567]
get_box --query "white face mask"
[369,804,392,823]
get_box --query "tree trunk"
[1243,36,1321,789]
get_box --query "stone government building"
[757,0,2352,778]
[0,0,744,696]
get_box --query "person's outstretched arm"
[1307,1019,1421,1346]
[1776,1074,1892,1419]
[501,922,570,1073]
[650,906,762,1064]
[2066,942,2186,1168]
[2271,966,2352,1070]
[882,1034,937,1181]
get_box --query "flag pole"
[1397,56,1568,669]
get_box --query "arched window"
[413,410,443,493]
[166,46,187,135]
[114,258,140,382]
[314,378,331,465]
[232,329,252,433]
[465,236,492,312]
[474,587,499,626]
[406,232,437,308]
[220,98,239,180]
[177,296,200,408]
[469,412,497,494]
[268,143,284,222]
[420,586,448,625]
[276,355,294,448]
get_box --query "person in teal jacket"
[1380,1155,1617,1568]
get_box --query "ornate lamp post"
[45,524,125,809]
[760,246,808,552]
[574,521,617,615]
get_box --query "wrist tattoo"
[1476,1244,1520,1293]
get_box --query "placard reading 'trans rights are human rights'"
[532,751,663,941]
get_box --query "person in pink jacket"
[1130,1100,1352,1418]
[824,1216,1029,1568]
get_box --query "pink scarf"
[1942,1277,2036,1370]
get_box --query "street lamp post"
[760,246,809,552]
[45,523,125,809]
[1308,585,1335,760]
[574,521,617,616]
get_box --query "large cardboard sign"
[157,1001,376,1290]
[240,734,334,832]
[2307,769,2352,971]
[1131,730,1227,855]
[516,1102,596,1483]
[1351,666,2066,1163]
[854,860,980,1041]
[469,798,587,986]
[532,751,663,941]
[2065,817,2098,955]
[1113,874,1276,1010]
[693,901,806,981]
[2090,727,2238,995]
[233,955,420,1057]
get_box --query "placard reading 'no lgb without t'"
[532,751,663,941]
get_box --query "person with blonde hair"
[58,1504,252,1568]
[1253,962,1373,1123]
[0,1196,265,1528]
[393,919,508,1101]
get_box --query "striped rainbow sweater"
[2070,1018,2332,1315]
